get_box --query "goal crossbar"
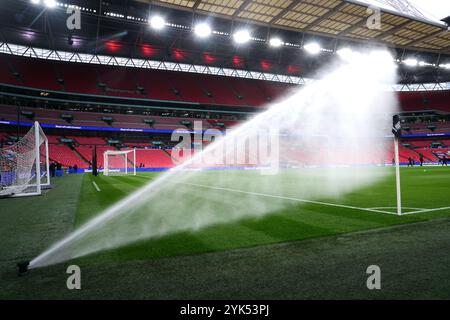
[103,149,136,176]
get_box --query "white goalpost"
[103,149,136,176]
[0,121,50,197]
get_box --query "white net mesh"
[0,123,47,196]
[104,150,135,176]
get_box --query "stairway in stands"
[71,146,91,166]
[162,148,179,165]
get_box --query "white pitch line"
[401,206,450,215]
[182,182,392,215]
[368,207,426,211]
[92,181,101,192]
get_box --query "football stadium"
[1,0,450,303]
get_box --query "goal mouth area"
[103,149,136,177]
[0,121,50,198]
[0,189,15,198]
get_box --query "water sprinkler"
[17,261,30,276]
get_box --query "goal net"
[0,121,50,197]
[104,149,136,176]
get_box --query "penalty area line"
[92,181,101,192]
[181,182,392,215]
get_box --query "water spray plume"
[30,51,398,268]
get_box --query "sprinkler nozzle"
[17,261,30,276]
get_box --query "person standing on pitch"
[49,161,56,177]
[407,157,413,167]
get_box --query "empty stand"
[135,149,175,168]
[136,69,177,101]
[9,56,61,91]
[227,78,267,106]
[1,54,450,110]
[399,91,450,112]
[57,61,102,95]
[48,144,87,168]
[0,56,22,86]
[167,71,212,103]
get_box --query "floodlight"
[269,37,283,47]
[304,42,321,55]
[439,63,450,69]
[194,23,212,38]
[233,30,251,44]
[44,0,56,8]
[403,58,418,67]
[149,16,165,30]
[31,0,40,4]
[418,61,434,67]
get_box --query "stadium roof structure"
[359,0,444,25]
[0,0,449,85]
[145,0,450,53]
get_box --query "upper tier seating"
[227,78,268,106]
[4,54,448,111]
[11,57,61,91]
[0,56,22,86]
[398,91,450,112]
[57,61,102,95]
[0,54,275,106]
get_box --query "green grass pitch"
[74,166,450,263]
[1,166,450,299]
